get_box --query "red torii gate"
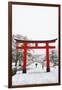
[15,39,57,73]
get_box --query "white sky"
[12,5,58,40]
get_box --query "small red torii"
[15,38,57,73]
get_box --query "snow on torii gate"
[15,39,57,73]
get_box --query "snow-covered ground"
[12,62,58,86]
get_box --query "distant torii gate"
[15,39,57,73]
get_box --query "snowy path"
[12,63,58,85]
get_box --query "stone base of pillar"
[46,67,50,72]
[22,69,26,73]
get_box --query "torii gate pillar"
[22,43,27,73]
[46,42,50,72]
